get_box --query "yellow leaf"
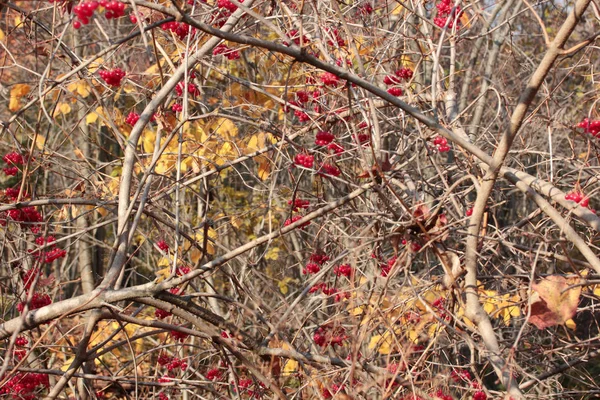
[54,102,72,117]
[459,12,471,28]
[265,246,280,261]
[61,356,75,372]
[218,141,234,157]
[14,15,22,27]
[190,228,218,262]
[155,267,171,283]
[231,215,243,229]
[8,96,20,112]
[391,3,405,15]
[256,154,271,180]
[278,277,297,295]
[282,359,299,376]
[88,58,104,73]
[565,318,577,330]
[86,111,99,125]
[10,83,31,97]
[123,82,136,93]
[9,84,31,112]
[207,117,238,140]
[0,29,5,41]
[67,80,91,98]
[34,135,46,151]
[368,331,393,354]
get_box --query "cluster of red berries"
[326,28,346,47]
[155,288,181,319]
[30,236,67,264]
[171,103,183,113]
[313,325,347,347]
[99,68,126,87]
[0,206,43,232]
[576,118,600,137]
[380,255,397,277]
[175,81,200,97]
[358,2,374,14]
[293,153,314,168]
[565,190,590,208]
[315,131,335,146]
[125,111,140,126]
[285,29,310,46]
[22,268,42,293]
[383,67,412,96]
[72,1,99,28]
[157,240,170,252]
[103,0,126,19]
[176,265,191,276]
[432,136,451,152]
[217,0,241,12]
[169,328,189,342]
[288,198,310,211]
[327,142,344,155]
[333,264,352,277]
[322,383,345,399]
[401,239,423,253]
[158,354,188,371]
[206,367,222,380]
[17,292,52,313]
[356,135,371,147]
[432,297,452,321]
[303,263,320,275]
[303,253,333,275]
[161,21,196,40]
[232,378,266,398]
[284,89,322,122]
[308,282,337,295]
[283,215,309,229]
[450,369,486,399]
[318,163,341,177]
[320,72,342,87]
[72,1,126,28]
[3,151,24,176]
[434,0,463,29]
[4,187,24,201]
[13,336,29,360]
[212,43,241,60]
[0,372,49,400]
[210,0,245,27]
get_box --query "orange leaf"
[528,275,581,329]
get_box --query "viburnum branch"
[464,0,591,397]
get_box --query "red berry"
[73,20,82,29]
[321,72,341,87]
[333,264,352,277]
[315,131,335,146]
[99,68,126,87]
[387,87,403,96]
[284,215,309,229]
[318,163,341,177]
[157,240,169,251]
[302,263,320,274]
[288,198,310,211]
[129,14,138,23]
[473,391,487,400]
[383,75,401,85]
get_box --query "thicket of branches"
[1,0,600,398]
